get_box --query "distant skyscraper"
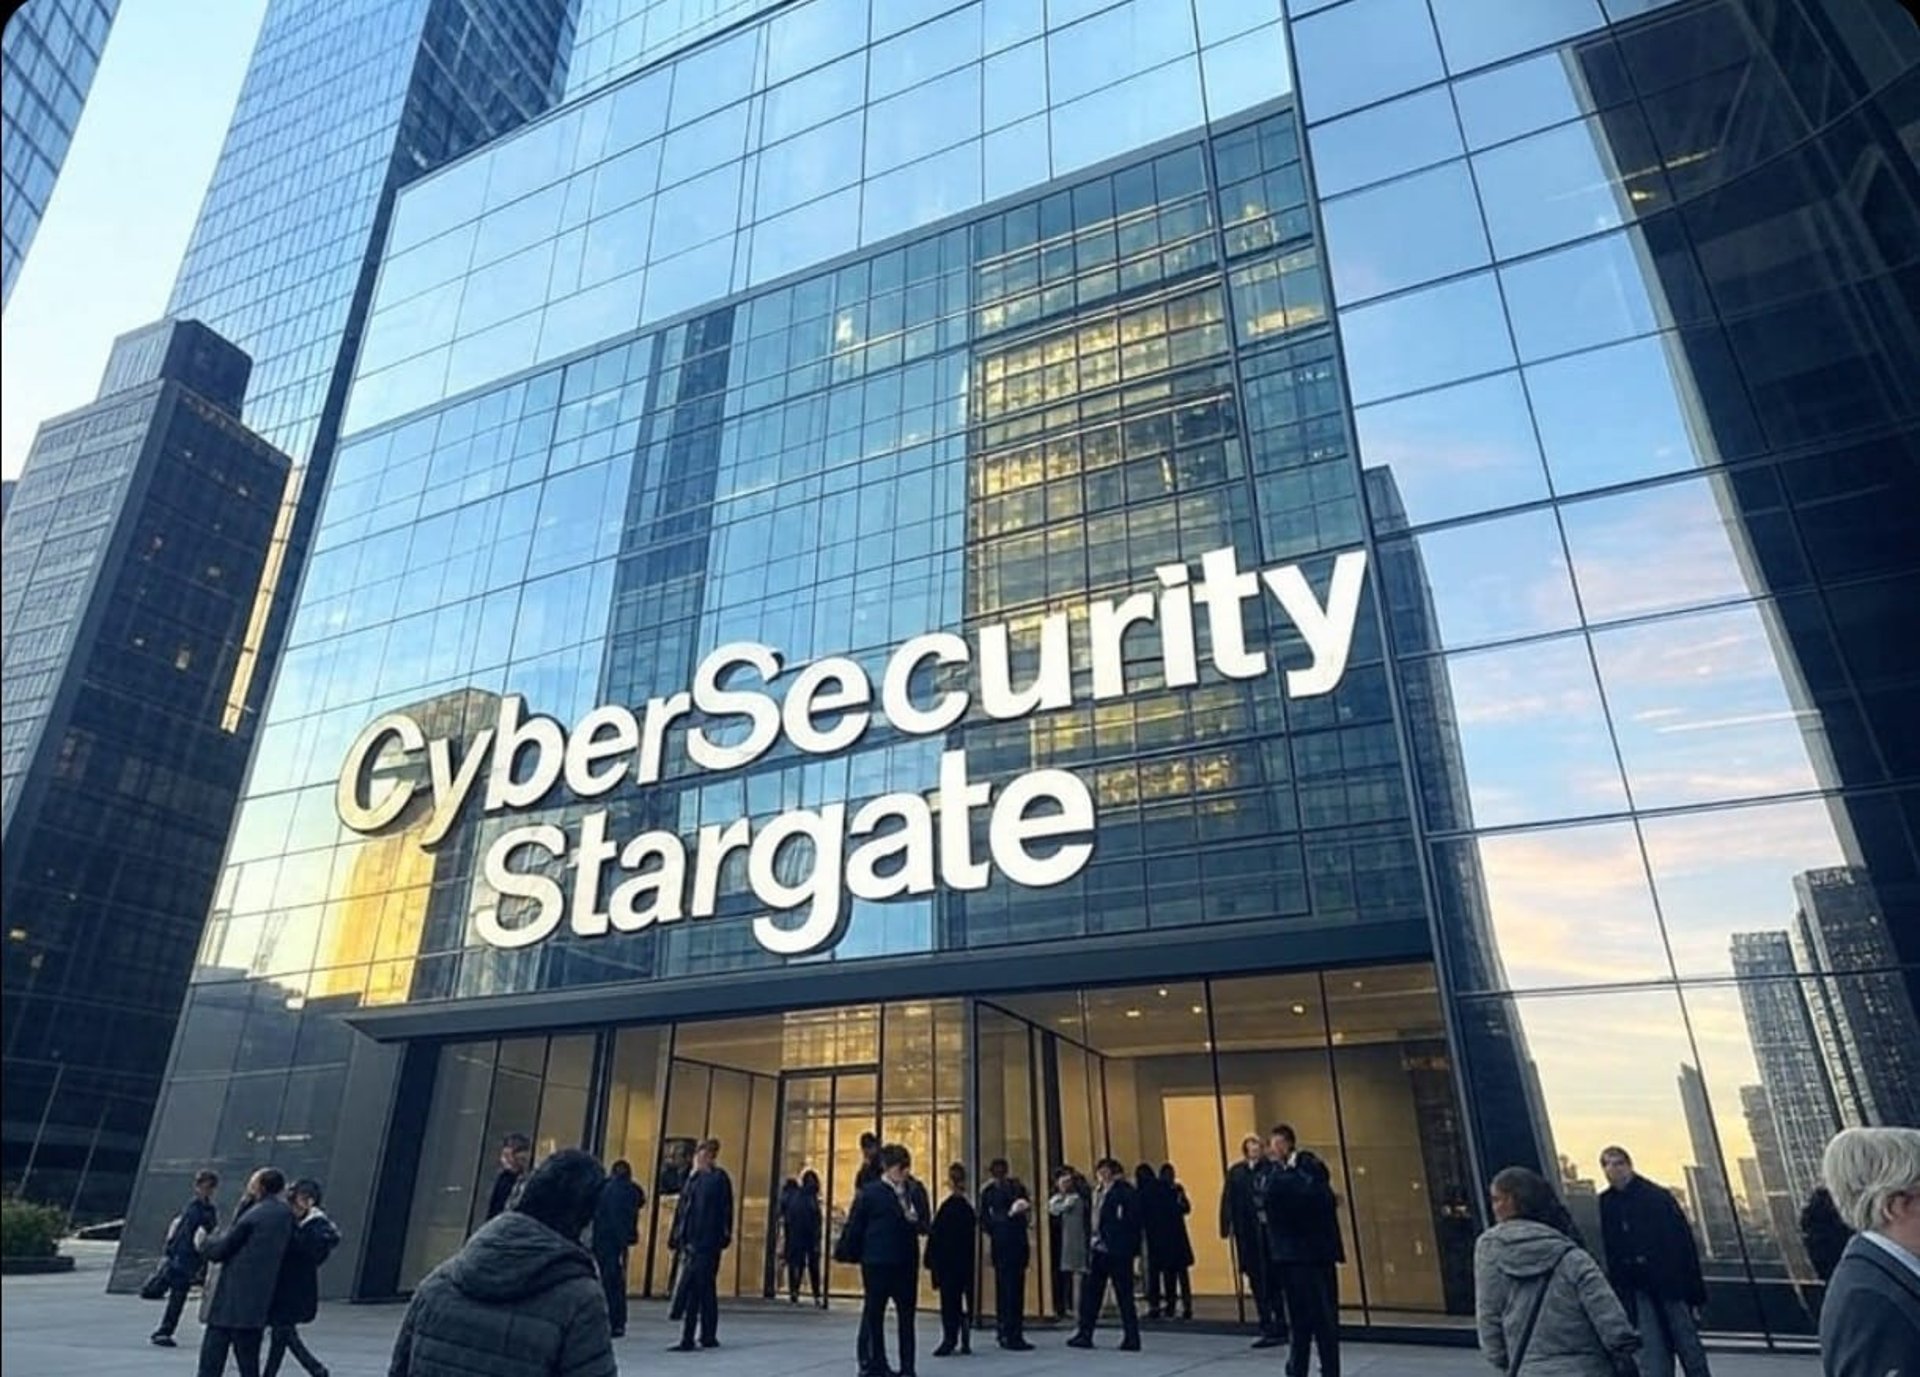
[1730,931,1842,1205]
[0,0,117,306]
[164,0,576,739]
[1677,1062,1742,1262]
[0,319,287,1217]
[1734,1157,1780,1261]
[1792,867,1920,1128]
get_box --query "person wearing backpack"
[1476,1167,1640,1377]
[265,1180,340,1377]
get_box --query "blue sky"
[1,0,266,479]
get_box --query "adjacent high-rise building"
[1793,867,1920,1129]
[0,319,287,1217]
[1730,931,1843,1206]
[0,0,117,306]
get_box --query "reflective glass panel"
[1559,476,1759,622]
[1338,271,1516,405]
[1378,508,1580,652]
[1590,603,1824,811]
[1525,334,1719,494]
[1309,85,1463,197]
[1354,372,1550,529]
[1473,116,1667,260]
[1428,0,1604,74]
[1321,162,1490,304]
[1293,0,1444,121]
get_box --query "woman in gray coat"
[1476,1167,1639,1377]
[1048,1169,1090,1315]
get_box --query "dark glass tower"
[0,0,118,306]
[162,0,577,752]
[0,319,288,1219]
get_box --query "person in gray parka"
[389,1149,617,1377]
[1476,1167,1640,1377]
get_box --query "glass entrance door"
[772,1069,877,1301]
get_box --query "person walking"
[980,1158,1034,1351]
[1597,1147,1711,1377]
[486,1134,532,1222]
[669,1138,733,1353]
[1475,1166,1640,1377]
[152,1169,221,1348]
[1798,1185,1853,1283]
[263,1180,340,1377]
[782,1169,825,1307]
[1258,1124,1344,1377]
[1049,1169,1091,1327]
[197,1168,296,1377]
[1068,1158,1141,1352]
[1815,1127,1920,1377]
[853,1132,884,1373]
[838,1144,932,1377]
[1154,1163,1195,1321]
[926,1164,976,1358]
[1223,1135,1282,1347]
[590,1159,645,1338]
[388,1148,616,1377]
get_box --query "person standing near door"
[927,1164,977,1358]
[668,1139,733,1353]
[1224,1135,1282,1347]
[591,1160,645,1339]
[838,1144,931,1377]
[1068,1158,1142,1352]
[782,1170,825,1307]
[1048,1169,1091,1325]
[980,1159,1034,1351]
[1153,1163,1195,1321]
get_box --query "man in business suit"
[1817,1126,1920,1377]
[668,1139,733,1353]
[837,1143,932,1377]
[980,1158,1034,1351]
[1258,1125,1343,1377]
[197,1168,296,1377]
[1068,1158,1141,1352]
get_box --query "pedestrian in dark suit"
[485,1134,532,1222]
[1816,1127,1920,1377]
[1223,1135,1282,1346]
[152,1169,221,1348]
[197,1168,296,1377]
[980,1158,1034,1351]
[263,1180,339,1377]
[926,1164,976,1358]
[838,1144,932,1377]
[591,1159,645,1338]
[1068,1158,1142,1352]
[854,1133,884,1374]
[668,1138,733,1353]
[1258,1125,1344,1377]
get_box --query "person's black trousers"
[679,1250,721,1346]
[786,1250,821,1304]
[936,1275,972,1353]
[1158,1266,1192,1318]
[1074,1251,1140,1344]
[1281,1263,1340,1377]
[992,1260,1027,1345]
[1238,1237,1282,1337]
[1051,1265,1073,1317]
[859,1262,918,1376]
[156,1276,194,1337]
[262,1324,325,1377]
[197,1324,264,1377]
[594,1248,628,1335]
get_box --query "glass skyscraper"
[0,0,118,306]
[1,320,288,1220]
[117,0,1917,1348]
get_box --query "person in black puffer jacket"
[389,1150,616,1377]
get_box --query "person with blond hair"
[1816,1126,1920,1377]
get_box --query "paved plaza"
[1,1244,1821,1377]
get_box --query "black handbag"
[139,1262,172,1301]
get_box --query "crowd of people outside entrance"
[137,1123,1918,1377]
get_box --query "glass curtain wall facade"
[119,0,1918,1348]
[0,0,118,307]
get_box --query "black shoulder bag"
[1507,1253,1567,1376]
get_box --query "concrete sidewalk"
[2,1244,1820,1377]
